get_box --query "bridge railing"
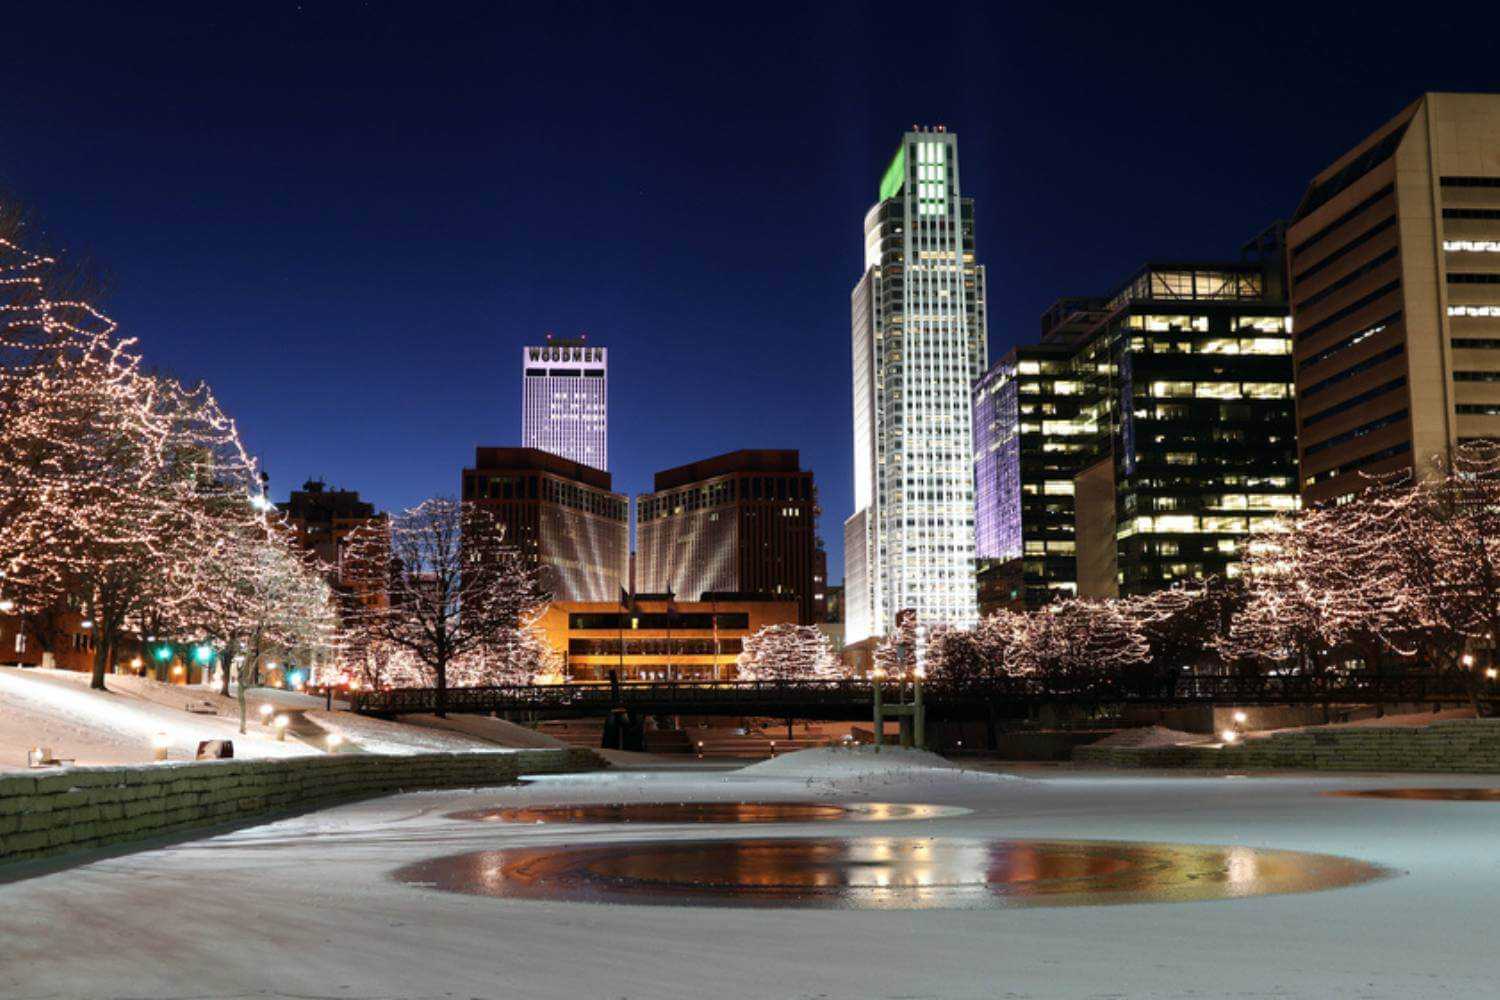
[349,670,1485,716]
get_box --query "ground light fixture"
[273,715,289,740]
[1221,729,1239,744]
[258,703,274,722]
[326,732,343,752]
[151,732,171,761]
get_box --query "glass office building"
[846,128,988,642]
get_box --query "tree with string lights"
[341,498,548,716]
[736,622,839,681]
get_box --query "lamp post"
[913,665,925,750]
[871,666,885,752]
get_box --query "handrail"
[350,671,1488,717]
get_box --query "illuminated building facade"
[461,447,628,602]
[972,298,1105,610]
[522,336,608,472]
[534,596,799,681]
[1072,231,1299,596]
[846,127,987,642]
[636,450,818,624]
[1288,93,1500,505]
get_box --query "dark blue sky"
[2,3,1496,581]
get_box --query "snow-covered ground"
[4,754,1499,998]
[0,666,320,767]
[0,667,501,768]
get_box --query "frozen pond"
[446,800,956,823]
[1325,787,1500,801]
[5,762,1500,998]
[396,835,1387,909]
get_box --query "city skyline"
[3,6,1498,589]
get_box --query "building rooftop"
[468,447,613,491]
[651,449,804,492]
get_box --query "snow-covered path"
[3,765,1498,999]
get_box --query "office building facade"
[521,336,608,471]
[636,450,819,624]
[846,127,988,642]
[1072,237,1300,596]
[461,447,628,602]
[972,298,1106,610]
[1287,92,1500,505]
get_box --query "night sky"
[2,3,1496,582]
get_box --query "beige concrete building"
[1289,92,1500,505]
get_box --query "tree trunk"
[90,629,110,691]
[435,658,448,718]
[219,646,236,698]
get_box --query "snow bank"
[304,710,502,756]
[736,746,1021,795]
[742,745,961,777]
[0,667,317,769]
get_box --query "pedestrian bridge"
[349,672,1490,721]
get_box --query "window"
[1302,377,1407,427]
[1304,410,1408,458]
[1302,344,1405,398]
[1297,280,1401,341]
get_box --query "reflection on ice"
[446,802,954,824]
[394,836,1389,909]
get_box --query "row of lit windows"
[1450,305,1500,317]
[1125,335,1291,356]
[1147,381,1290,400]
[1445,240,1500,253]
[1121,514,1274,536]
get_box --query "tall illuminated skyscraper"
[845,128,988,643]
[522,335,608,471]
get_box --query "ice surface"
[10,762,1492,997]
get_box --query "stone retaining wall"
[0,747,604,865]
[1074,719,1500,772]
